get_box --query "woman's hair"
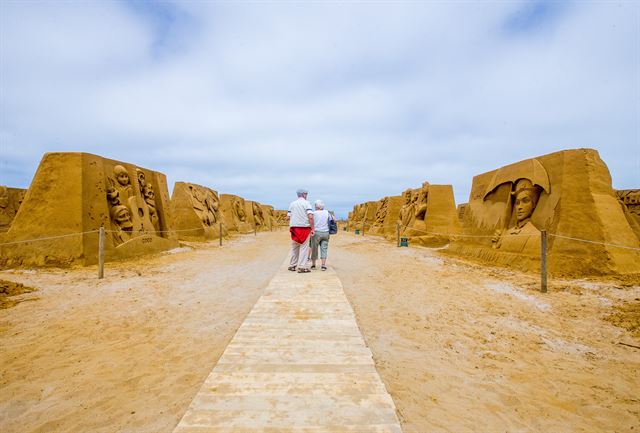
[315,199,325,210]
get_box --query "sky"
[1,0,638,218]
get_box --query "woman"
[310,200,334,271]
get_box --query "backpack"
[328,213,338,235]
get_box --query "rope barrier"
[549,233,640,252]
[347,221,640,249]
[0,226,227,246]
[0,230,100,246]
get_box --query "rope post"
[219,222,223,246]
[361,221,365,236]
[540,230,548,293]
[98,226,105,279]
[254,226,257,236]
[397,223,400,247]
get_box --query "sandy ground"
[331,233,640,433]
[1,232,290,433]
[1,230,639,433]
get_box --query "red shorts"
[290,227,312,244]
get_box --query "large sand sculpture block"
[0,152,178,267]
[398,182,461,246]
[220,194,252,233]
[369,196,403,237]
[170,182,227,241]
[0,186,27,232]
[449,148,640,276]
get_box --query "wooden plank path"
[172,261,403,433]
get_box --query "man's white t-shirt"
[288,198,313,227]
[313,210,331,232]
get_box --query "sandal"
[297,268,311,273]
[288,266,297,272]
[310,265,316,270]
[321,265,327,271]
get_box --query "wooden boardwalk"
[172,261,402,433]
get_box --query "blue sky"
[1,0,638,218]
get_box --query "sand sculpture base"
[447,148,640,277]
[0,152,178,267]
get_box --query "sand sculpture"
[0,186,27,232]
[260,204,277,231]
[0,152,178,267]
[170,182,227,241]
[273,210,289,226]
[457,203,468,223]
[220,194,252,233]
[616,189,640,241]
[368,196,404,236]
[347,182,460,245]
[448,148,640,276]
[396,182,461,246]
[247,201,264,231]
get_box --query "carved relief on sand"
[0,186,27,232]
[484,159,549,255]
[105,164,163,245]
[398,182,429,234]
[617,189,640,240]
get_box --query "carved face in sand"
[106,187,120,205]
[110,205,133,229]
[0,186,8,209]
[513,179,540,224]
[143,184,155,201]
[137,170,146,188]
[113,165,131,187]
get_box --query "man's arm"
[308,212,315,235]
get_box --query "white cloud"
[0,0,637,216]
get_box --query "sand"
[331,233,640,433]
[1,231,639,432]
[1,233,289,433]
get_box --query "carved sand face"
[113,166,130,186]
[143,184,155,200]
[111,205,133,229]
[106,187,120,205]
[137,170,146,187]
[0,187,8,209]
[515,190,536,223]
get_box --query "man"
[288,188,315,273]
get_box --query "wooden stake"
[219,222,223,246]
[98,226,105,279]
[397,223,400,247]
[540,230,548,293]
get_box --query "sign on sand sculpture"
[170,182,228,241]
[0,152,178,267]
[448,148,640,276]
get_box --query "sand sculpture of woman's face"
[513,179,540,224]
[113,165,131,187]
